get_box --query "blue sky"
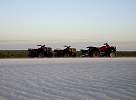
[0,0,136,50]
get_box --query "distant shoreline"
[0,50,136,58]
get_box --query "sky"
[0,0,136,50]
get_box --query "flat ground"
[0,58,136,100]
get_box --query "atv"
[81,43,116,57]
[28,45,53,57]
[54,45,76,57]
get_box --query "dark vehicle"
[54,45,76,57]
[28,45,53,57]
[81,43,116,57]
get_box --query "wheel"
[110,52,116,57]
[38,53,44,57]
[92,51,100,57]
[48,52,53,57]
[72,53,76,57]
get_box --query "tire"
[38,53,44,57]
[92,51,100,57]
[48,52,53,57]
[110,52,116,57]
[72,53,76,57]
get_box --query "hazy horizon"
[0,40,136,51]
